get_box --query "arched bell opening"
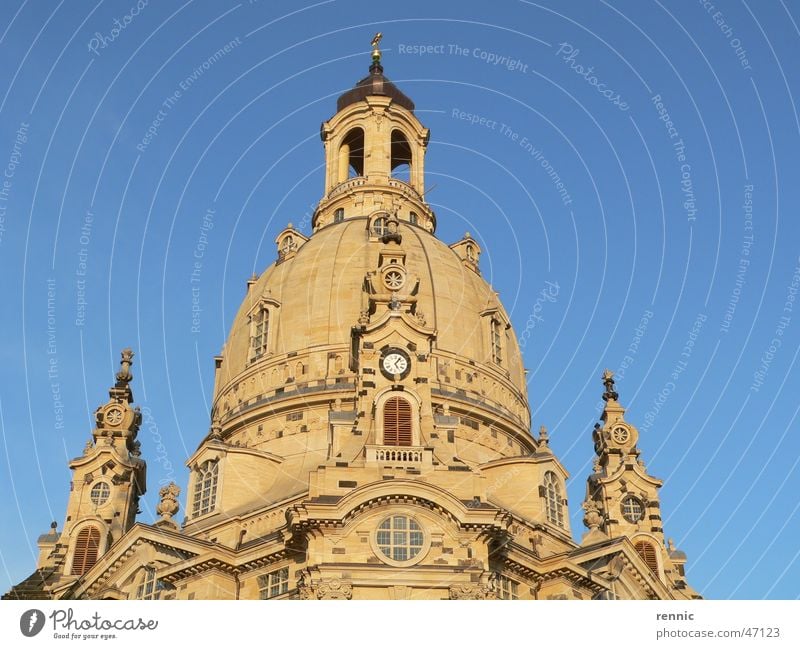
[338,127,365,182]
[390,129,412,183]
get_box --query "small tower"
[313,33,434,233]
[29,350,146,596]
[582,370,698,596]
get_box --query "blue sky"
[0,0,798,599]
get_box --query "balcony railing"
[365,445,432,468]
[327,176,367,198]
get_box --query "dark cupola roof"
[337,61,415,113]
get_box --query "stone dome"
[214,217,528,414]
[337,62,415,113]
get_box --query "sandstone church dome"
[6,38,698,602]
[216,218,528,413]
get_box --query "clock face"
[380,348,411,379]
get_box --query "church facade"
[5,44,699,601]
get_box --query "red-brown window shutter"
[634,541,659,574]
[71,526,101,575]
[383,397,412,446]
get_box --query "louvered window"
[383,397,412,446]
[71,526,101,576]
[635,541,659,575]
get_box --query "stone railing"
[365,445,432,468]
[327,176,367,199]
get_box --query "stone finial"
[602,368,618,402]
[581,499,608,546]
[115,348,134,388]
[582,500,603,531]
[155,482,181,530]
[538,425,549,446]
[83,439,94,455]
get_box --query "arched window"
[136,567,159,600]
[334,208,345,223]
[409,211,418,225]
[491,318,503,365]
[71,526,101,575]
[544,471,564,528]
[250,307,269,361]
[634,540,659,575]
[372,216,389,236]
[192,460,219,517]
[383,397,412,446]
[338,128,364,182]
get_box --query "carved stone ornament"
[582,500,603,531]
[297,572,315,600]
[115,348,134,388]
[301,577,353,600]
[602,368,619,402]
[380,213,402,245]
[155,482,181,529]
[448,582,493,600]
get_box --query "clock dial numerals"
[383,353,408,374]
[380,349,411,379]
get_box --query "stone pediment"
[359,308,435,342]
[594,459,663,489]
[569,537,673,600]
[288,479,511,534]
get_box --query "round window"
[375,515,426,565]
[90,481,111,506]
[383,269,405,290]
[611,425,630,444]
[621,495,645,523]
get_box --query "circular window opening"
[376,515,425,564]
[383,269,405,290]
[611,425,630,444]
[90,481,111,506]
[621,495,645,523]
